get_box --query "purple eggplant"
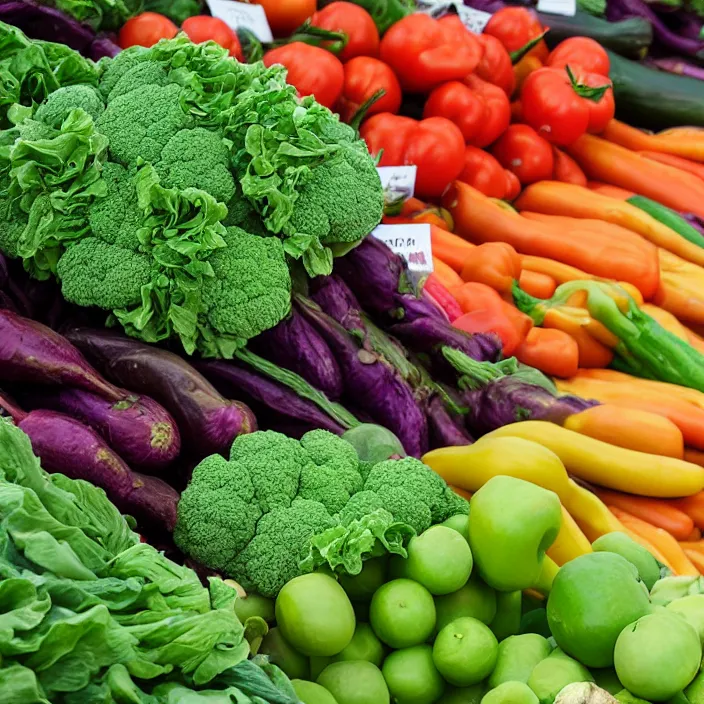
[0,310,122,400]
[64,328,256,456]
[0,393,179,532]
[334,236,446,323]
[19,387,181,472]
[427,396,474,449]
[196,360,349,436]
[464,376,597,436]
[250,310,343,401]
[295,295,429,457]
[646,57,704,80]
[684,213,704,235]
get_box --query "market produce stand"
[2,1,704,701]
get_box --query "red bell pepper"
[423,76,511,149]
[361,113,465,199]
[379,13,482,93]
[337,56,402,125]
[425,274,463,322]
[263,43,344,109]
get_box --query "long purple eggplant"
[427,396,473,449]
[334,236,446,323]
[63,328,256,456]
[19,387,181,472]
[0,310,122,400]
[196,360,349,436]
[250,310,343,401]
[295,295,429,457]
[0,394,179,532]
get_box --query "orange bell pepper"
[460,242,521,296]
[518,269,556,299]
[430,225,475,273]
[515,327,579,378]
[603,119,704,163]
[432,257,464,290]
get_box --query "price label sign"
[206,0,274,41]
[536,0,576,16]
[377,165,417,209]
[371,224,434,277]
[458,6,492,33]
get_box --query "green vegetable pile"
[0,418,300,703]
[0,23,384,357]
[174,428,470,598]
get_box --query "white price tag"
[458,7,492,33]
[536,0,576,16]
[377,166,417,208]
[205,0,274,41]
[372,224,434,276]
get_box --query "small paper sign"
[377,166,417,209]
[372,224,434,276]
[206,0,274,41]
[458,6,492,33]
[536,0,576,16]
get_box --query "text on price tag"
[205,0,274,41]
[458,7,492,33]
[372,224,434,276]
[536,0,576,16]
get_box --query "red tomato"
[423,81,486,143]
[337,57,402,124]
[264,43,344,109]
[254,0,316,38]
[547,37,610,76]
[463,75,511,148]
[504,170,521,200]
[476,34,516,97]
[458,146,508,199]
[361,114,466,199]
[521,67,590,146]
[575,70,615,133]
[181,16,243,60]
[118,12,177,49]
[484,7,548,61]
[492,124,554,185]
[310,2,379,62]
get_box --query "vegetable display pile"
[5,2,704,703]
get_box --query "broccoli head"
[174,429,468,597]
[34,85,105,127]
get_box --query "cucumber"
[538,10,652,59]
[608,50,704,130]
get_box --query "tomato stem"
[348,88,387,132]
[510,31,548,65]
[270,20,349,54]
[566,65,610,103]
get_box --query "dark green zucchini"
[538,10,652,59]
[608,50,704,130]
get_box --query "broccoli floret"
[106,61,169,103]
[98,45,151,99]
[439,486,470,522]
[338,490,385,526]
[174,454,262,572]
[156,127,236,204]
[34,85,105,127]
[88,162,143,251]
[233,499,336,597]
[200,227,291,349]
[300,430,363,496]
[365,457,450,526]
[57,238,153,310]
[229,430,306,512]
[223,185,269,236]
[288,141,384,247]
[97,83,192,166]
[0,196,27,259]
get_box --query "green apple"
[592,532,660,591]
[686,670,704,703]
[469,476,561,592]
[527,650,594,704]
[435,573,497,632]
[482,682,539,704]
[332,623,385,668]
[491,591,522,642]
[591,667,623,695]
[292,680,339,704]
[260,627,309,680]
[667,594,704,644]
[488,634,552,688]
[547,552,652,668]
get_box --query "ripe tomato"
[463,75,511,148]
[310,2,379,62]
[504,170,521,201]
[484,7,548,61]
[547,37,610,76]
[264,43,344,109]
[423,81,486,143]
[254,0,316,37]
[337,57,402,124]
[118,12,177,49]
[520,67,590,146]
[492,124,554,185]
[361,114,466,199]
[476,34,516,98]
[576,70,615,133]
[458,146,509,199]
[181,16,243,60]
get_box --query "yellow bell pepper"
[481,421,704,498]
[423,436,623,542]
[548,507,593,566]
